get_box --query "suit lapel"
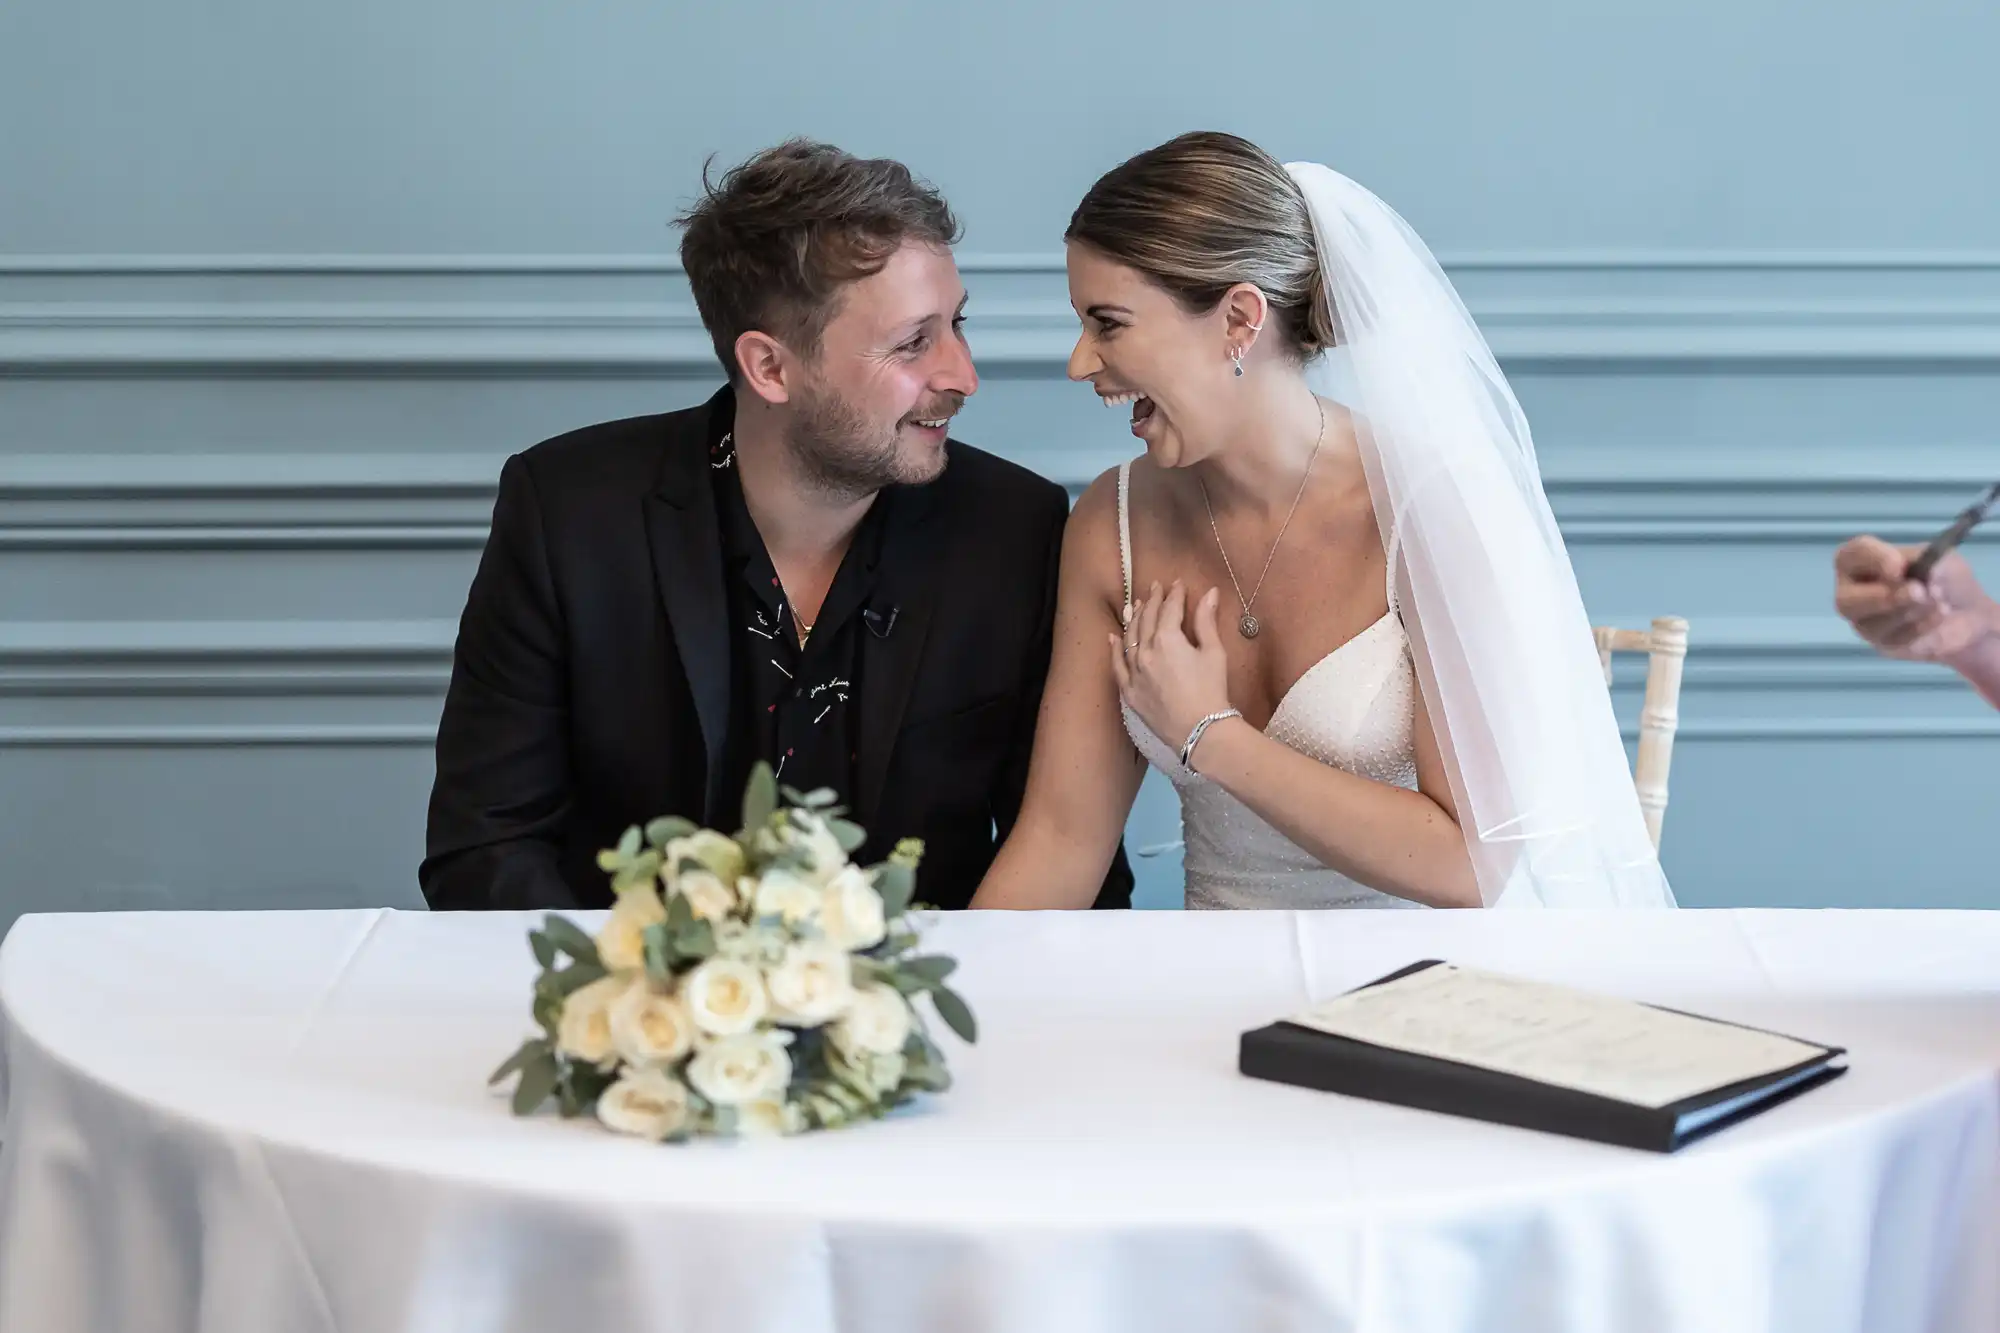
[644,394,733,823]
[854,479,943,821]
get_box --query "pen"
[1906,482,2000,583]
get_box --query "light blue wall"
[3,0,1999,925]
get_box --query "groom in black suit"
[422,140,1132,912]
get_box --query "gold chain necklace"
[1197,397,1326,640]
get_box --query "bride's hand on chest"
[1110,580,1233,747]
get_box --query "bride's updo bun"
[1066,131,1337,361]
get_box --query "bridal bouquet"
[489,763,975,1140]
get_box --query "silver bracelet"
[1178,709,1243,773]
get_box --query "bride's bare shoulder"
[1060,463,1142,603]
[1064,466,1121,558]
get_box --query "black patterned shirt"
[711,429,887,809]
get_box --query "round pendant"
[1238,613,1261,639]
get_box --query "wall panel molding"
[1,616,1987,745]
[7,252,2000,371]
[7,449,1996,548]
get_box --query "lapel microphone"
[862,605,899,639]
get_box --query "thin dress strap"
[1117,460,1134,620]
[1384,528,1403,623]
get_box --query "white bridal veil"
[1286,162,1674,907]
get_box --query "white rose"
[609,981,696,1067]
[819,865,887,951]
[665,830,747,885]
[680,957,769,1037]
[596,1066,691,1140]
[557,974,631,1065]
[792,816,849,886]
[595,885,667,972]
[733,1097,808,1137]
[765,941,855,1026]
[686,1030,794,1106]
[830,982,912,1057]
[673,867,738,924]
[753,867,822,928]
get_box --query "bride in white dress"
[971,132,1673,910]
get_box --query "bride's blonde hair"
[1065,131,1338,361]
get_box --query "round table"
[3,907,1997,1333]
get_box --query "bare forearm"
[974,738,1142,910]
[1944,602,2000,708]
[972,807,1122,909]
[1189,719,1479,907]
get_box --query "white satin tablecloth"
[2,907,1998,1333]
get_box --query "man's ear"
[734,331,794,405]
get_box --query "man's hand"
[1834,535,1999,663]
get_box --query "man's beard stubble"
[785,379,961,500]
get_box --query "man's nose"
[933,327,978,398]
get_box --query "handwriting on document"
[1289,965,1827,1109]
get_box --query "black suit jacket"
[422,388,1133,912]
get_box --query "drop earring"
[1233,317,1263,378]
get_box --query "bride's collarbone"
[1130,547,1389,658]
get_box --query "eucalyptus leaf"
[672,918,715,962]
[884,960,928,992]
[930,985,978,1045]
[903,1062,953,1093]
[897,955,957,986]
[511,1053,561,1116]
[881,968,926,996]
[645,815,698,848]
[529,931,559,969]
[616,825,643,860]
[540,915,601,968]
[870,930,919,960]
[642,922,674,980]
[742,762,778,834]
[828,818,868,854]
[532,990,561,1036]
[488,1037,551,1086]
[875,862,914,919]
[551,960,608,996]
[612,851,661,892]
[779,784,838,810]
[665,889,694,933]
